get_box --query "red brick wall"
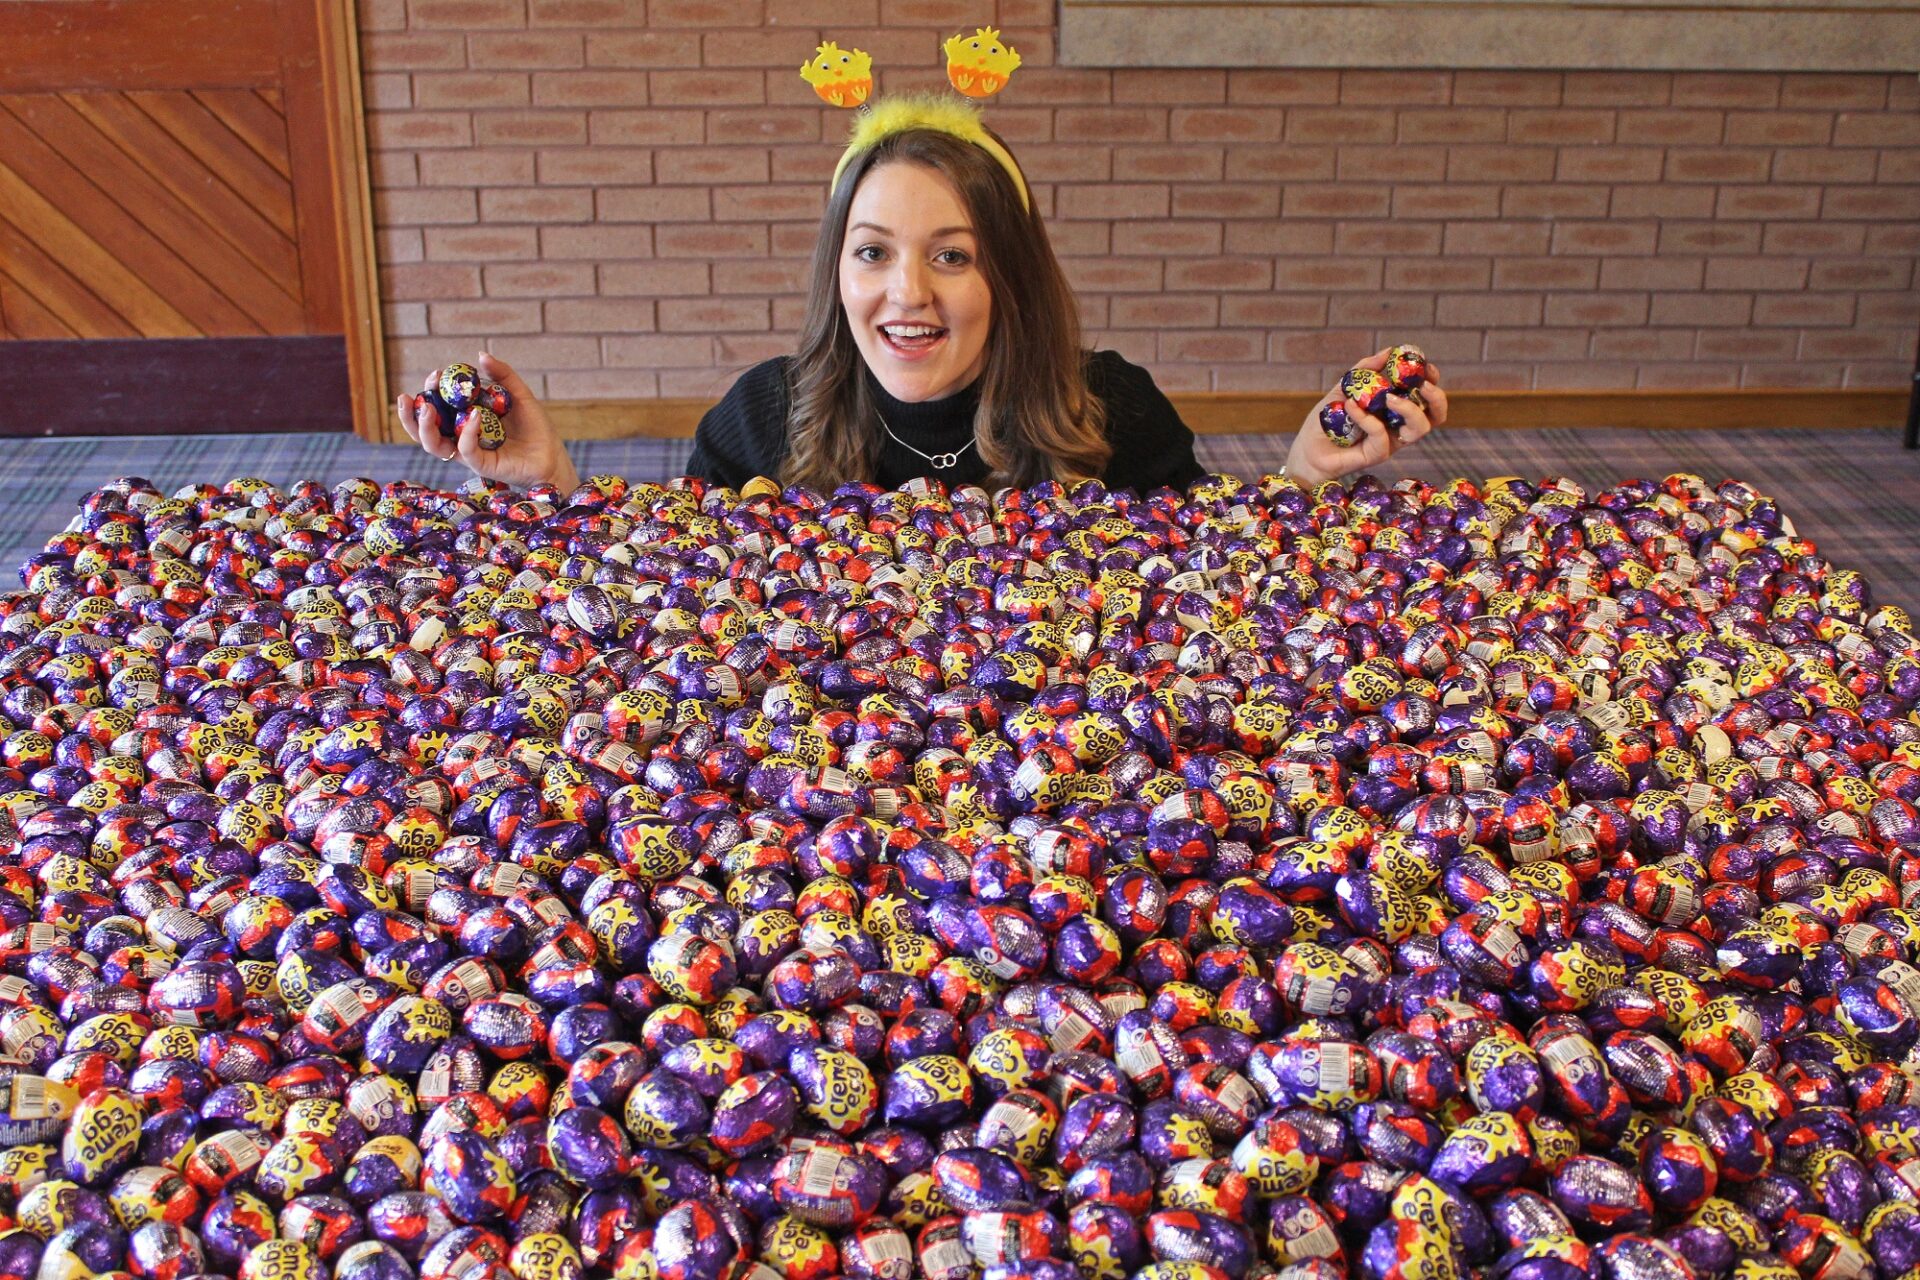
[360,0,1920,403]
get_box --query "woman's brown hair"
[780,127,1110,492]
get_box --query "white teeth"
[882,324,943,338]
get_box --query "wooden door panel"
[0,0,382,437]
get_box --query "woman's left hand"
[1285,348,1448,486]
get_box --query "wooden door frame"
[0,0,386,437]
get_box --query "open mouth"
[879,323,948,358]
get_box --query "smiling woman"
[398,60,1443,496]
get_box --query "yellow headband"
[801,30,1030,212]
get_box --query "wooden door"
[0,0,383,436]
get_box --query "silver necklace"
[876,410,975,471]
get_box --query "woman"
[399,98,1445,496]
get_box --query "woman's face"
[840,161,992,404]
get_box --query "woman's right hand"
[396,352,579,493]
[1285,348,1447,487]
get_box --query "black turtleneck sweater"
[684,350,1206,495]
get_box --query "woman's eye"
[853,245,885,262]
[936,249,970,266]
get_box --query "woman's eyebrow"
[850,222,975,238]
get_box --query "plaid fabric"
[2,427,1914,609]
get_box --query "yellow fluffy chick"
[943,26,1021,99]
[800,41,874,108]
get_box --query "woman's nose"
[887,259,932,308]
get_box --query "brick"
[484,262,595,296]
[997,0,1053,24]
[1637,362,1740,389]
[585,32,701,66]
[655,148,767,185]
[1287,108,1394,145]
[1221,294,1326,327]
[475,111,586,146]
[701,31,816,67]
[370,150,418,188]
[1059,259,1158,295]
[1058,183,1168,219]
[363,33,466,71]
[536,148,651,184]
[1407,331,1490,364]
[1160,331,1264,362]
[1696,329,1797,360]
[1170,107,1282,143]
[600,261,711,294]
[1385,258,1490,291]
[1269,328,1379,363]
[1222,220,1333,254]
[1214,364,1321,391]
[647,0,761,24]
[604,334,716,366]
[1779,74,1887,110]
[1554,146,1662,183]
[1435,293,1541,327]
[1390,185,1501,219]
[1824,185,1920,218]
[711,259,809,294]
[640,70,765,107]
[1608,185,1716,218]
[1229,70,1341,104]
[1844,362,1910,388]
[467,32,582,68]
[1616,109,1722,144]
[1588,328,1686,359]
[383,302,427,336]
[377,227,423,263]
[711,184,822,221]
[531,71,648,106]
[1335,145,1447,183]
[714,333,793,365]
[1563,72,1670,106]
[1335,220,1443,255]
[1453,71,1561,106]
[1508,109,1615,144]
[1502,185,1610,218]
[1283,185,1391,218]
[1742,363,1843,389]
[1327,294,1435,327]
[429,300,542,332]
[1598,257,1703,290]
[1865,224,1920,254]
[1835,111,1920,146]
[1664,148,1771,183]
[1112,295,1218,328]
[1115,69,1226,105]
[408,0,525,28]
[1224,145,1333,182]
[424,226,538,259]
[1108,144,1217,184]
[1881,150,1920,183]
[381,263,482,300]
[658,298,769,331]
[362,0,406,29]
[1772,149,1877,183]
[367,111,472,148]
[1339,70,1449,107]
[1857,292,1920,325]
[1056,109,1167,143]
[1399,109,1505,144]
[588,111,703,145]
[1715,185,1822,219]
[1672,73,1779,108]
[1484,328,1588,361]
[546,370,658,397]
[1272,257,1381,291]
[596,186,710,221]
[1491,257,1600,290]
[1083,331,1155,364]
[537,224,655,258]
[1648,291,1752,326]
[656,224,767,257]
[1164,258,1277,291]
[1657,222,1761,254]
[1762,222,1867,255]
[1702,256,1809,290]
[708,109,820,144]
[1446,222,1552,255]
[1809,258,1914,289]
[419,148,536,186]
[1544,293,1649,326]
[1537,361,1637,389]
[528,0,642,23]
[376,187,475,226]
[1752,293,1855,326]
[1449,363,1534,390]
[364,73,412,111]
[1045,221,1110,256]
[1112,221,1222,256]
[480,187,592,222]
[1723,111,1833,146]
[1446,145,1555,183]
[1015,144,1113,183]
[879,0,990,22]
[1004,70,1111,105]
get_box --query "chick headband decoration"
[800,29,1030,212]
